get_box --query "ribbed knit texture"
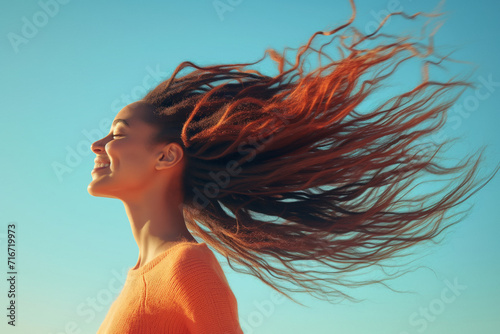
[97,241,244,334]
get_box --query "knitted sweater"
[97,241,244,334]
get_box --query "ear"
[155,142,184,170]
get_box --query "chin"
[87,184,115,199]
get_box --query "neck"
[121,184,196,269]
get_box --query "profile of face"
[87,101,184,200]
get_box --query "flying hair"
[140,0,500,305]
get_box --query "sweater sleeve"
[170,248,244,334]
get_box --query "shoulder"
[168,241,212,263]
[167,243,243,333]
[166,242,215,274]
[167,242,230,287]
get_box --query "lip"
[91,166,110,173]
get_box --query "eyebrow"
[112,119,130,127]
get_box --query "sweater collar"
[127,241,206,278]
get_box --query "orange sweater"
[97,241,244,334]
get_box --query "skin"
[87,100,197,270]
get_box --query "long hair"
[140,0,499,304]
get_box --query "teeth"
[95,163,110,168]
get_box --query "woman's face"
[87,101,163,199]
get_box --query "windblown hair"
[141,0,499,304]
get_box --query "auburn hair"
[140,0,499,304]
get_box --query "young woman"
[88,1,499,332]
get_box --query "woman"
[88,1,499,333]
[88,100,237,333]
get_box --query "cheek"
[107,143,154,179]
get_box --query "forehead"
[114,101,155,123]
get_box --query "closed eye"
[112,134,124,138]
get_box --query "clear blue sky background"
[1,0,499,333]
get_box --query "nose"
[91,136,107,153]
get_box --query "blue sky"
[1,0,499,333]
